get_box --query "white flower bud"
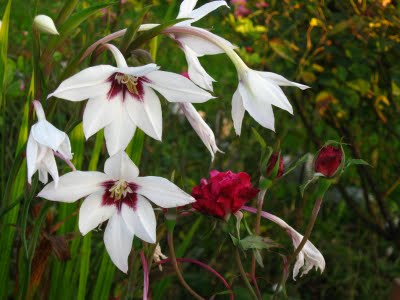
[34,15,59,35]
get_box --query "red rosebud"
[192,170,259,219]
[266,152,284,178]
[314,145,343,177]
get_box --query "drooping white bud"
[34,15,59,35]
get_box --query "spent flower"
[27,101,73,186]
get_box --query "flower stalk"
[234,247,260,300]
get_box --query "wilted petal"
[48,65,116,101]
[239,82,275,131]
[145,70,214,103]
[104,213,134,273]
[38,171,109,202]
[40,148,59,185]
[104,106,136,156]
[27,132,38,184]
[180,1,228,26]
[183,45,215,91]
[83,96,121,139]
[104,151,139,181]
[31,121,72,159]
[125,86,162,141]
[79,191,116,235]
[258,72,310,90]
[180,103,221,161]
[134,176,195,208]
[231,87,245,135]
[121,196,156,243]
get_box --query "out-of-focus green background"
[0,0,399,299]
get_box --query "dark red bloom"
[266,152,284,178]
[192,170,259,219]
[314,145,343,177]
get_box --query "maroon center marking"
[101,180,139,211]
[107,73,151,102]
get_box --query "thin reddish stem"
[140,251,149,300]
[157,258,234,300]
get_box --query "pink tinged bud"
[192,170,259,219]
[314,145,343,177]
[266,152,284,178]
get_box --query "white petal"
[258,72,310,90]
[104,106,136,156]
[38,171,109,202]
[38,168,48,184]
[239,82,276,131]
[83,96,120,139]
[177,0,197,17]
[134,176,195,208]
[33,100,46,121]
[119,64,159,77]
[104,151,139,181]
[145,70,214,103]
[48,65,116,101]
[31,120,69,151]
[246,71,293,114]
[231,87,245,135]
[125,86,162,141]
[104,213,134,273]
[180,103,221,161]
[183,45,215,91]
[40,148,59,186]
[103,44,128,68]
[27,131,38,184]
[79,191,116,235]
[121,196,156,243]
[180,1,228,25]
[174,28,235,56]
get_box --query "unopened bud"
[314,145,343,178]
[34,15,59,35]
[266,152,284,178]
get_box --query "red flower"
[266,152,284,178]
[192,170,259,219]
[314,145,343,177]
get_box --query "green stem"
[234,248,260,300]
[167,231,204,300]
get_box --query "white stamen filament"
[109,179,133,201]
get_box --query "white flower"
[48,44,214,156]
[33,15,59,35]
[232,70,309,135]
[38,151,195,273]
[27,101,73,186]
[257,209,325,280]
[171,0,231,91]
[179,102,222,161]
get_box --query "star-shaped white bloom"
[38,151,195,273]
[48,44,214,156]
[232,70,309,134]
[27,101,73,186]
[171,0,232,91]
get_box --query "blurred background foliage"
[0,0,399,299]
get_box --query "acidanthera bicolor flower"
[38,151,195,273]
[179,102,222,161]
[48,43,214,156]
[242,206,325,280]
[27,101,73,186]
[171,0,232,91]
